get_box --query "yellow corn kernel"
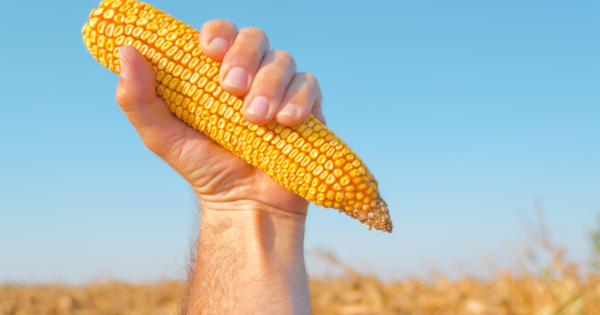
[82,0,391,232]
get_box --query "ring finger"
[218,27,269,96]
[242,50,296,124]
[276,72,323,126]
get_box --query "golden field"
[2,253,599,315]
[2,215,600,315]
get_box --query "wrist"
[199,199,306,270]
[199,197,307,223]
[199,200,306,240]
[189,196,311,313]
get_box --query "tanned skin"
[115,20,323,314]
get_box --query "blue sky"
[0,0,598,283]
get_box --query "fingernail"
[224,67,249,88]
[246,96,270,118]
[119,46,131,76]
[209,37,229,53]
[278,103,298,118]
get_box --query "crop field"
[2,252,599,315]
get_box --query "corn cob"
[82,0,393,232]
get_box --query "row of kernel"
[92,23,197,61]
[85,40,117,70]
[267,120,366,182]
[84,24,191,71]
[87,8,196,60]
[90,24,195,50]
[161,86,242,136]
[93,1,172,25]
[89,12,181,37]
[89,5,193,41]
[87,17,226,106]
[157,75,248,156]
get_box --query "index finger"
[198,19,238,61]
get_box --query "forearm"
[184,201,311,315]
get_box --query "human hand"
[115,20,324,218]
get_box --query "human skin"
[115,19,323,314]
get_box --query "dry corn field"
[2,250,600,315]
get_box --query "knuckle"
[115,86,129,106]
[205,19,234,30]
[304,73,321,95]
[261,50,277,62]
[215,19,236,29]
[248,83,277,100]
[289,90,310,107]
[301,72,318,85]
[241,27,267,40]
[142,138,163,156]
[273,50,295,65]
[201,20,236,44]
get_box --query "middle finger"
[219,27,269,96]
[242,50,296,124]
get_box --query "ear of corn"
[82,0,393,232]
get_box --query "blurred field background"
[3,213,600,315]
[1,251,599,315]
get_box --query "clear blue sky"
[0,0,598,284]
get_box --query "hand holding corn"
[115,36,314,220]
[83,0,392,232]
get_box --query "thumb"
[116,45,157,107]
[115,45,190,157]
